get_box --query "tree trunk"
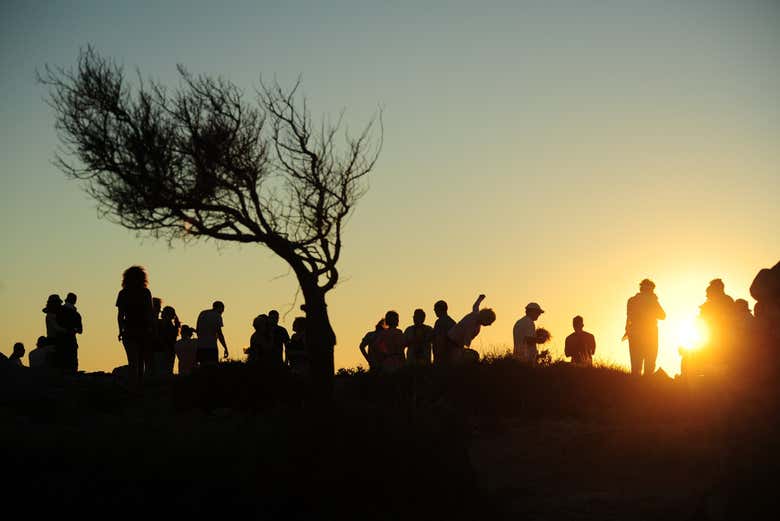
[300,279,336,398]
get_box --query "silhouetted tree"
[39,47,382,393]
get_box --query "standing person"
[42,294,67,370]
[286,316,309,375]
[174,325,198,376]
[432,300,456,365]
[268,310,290,368]
[403,309,434,366]
[116,266,155,389]
[57,292,83,374]
[564,315,596,367]
[246,314,272,366]
[196,301,229,367]
[156,305,180,376]
[513,302,545,364]
[358,318,385,370]
[623,278,666,376]
[374,311,406,372]
[448,294,496,364]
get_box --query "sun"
[671,315,709,350]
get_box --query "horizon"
[1,1,778,375]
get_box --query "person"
[623,278,666,376]
[8,342,25,367]
[734,299,754,337]
[432,300,456,365]
[29,336,56,369]
[57,292,83,374]
[156,305,180,376]
[564,316,596,367]
[374,311,406,372]
[246,314,272,366]
[403,309,434,365]
[174,325,198,376]
[268,310,290,368]
[286,316,309,375]
[116,266,155,388]
[513,302,544,364]
[699,279,735,357]
[42,294,67,369]
[196,301,229,367]
[448,294,496,364]
[358,318,386,370]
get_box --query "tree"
[39,47,382,392]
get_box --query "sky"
[1,1,778,376]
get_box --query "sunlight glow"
[671,315,709,351]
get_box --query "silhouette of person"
[268,310,290,368]
[513,302,544,364]
[448,295,495,364]
[9,342,25,367]
[29,336,55,369]
[42,294,67,371]
[155,305,180,376]
[432,300,456,365]
[57,292,83,374]
[116,266,155,388]
[623,279,666,376]
[699,279,735,357]
[246,314,272,366]
[374,311,406,372]
[196,301,228,367]
[286,316,309,375]
[359,318,386,370]
[403,309,434,366]
[174,325,198,376]
[564,316,596,367]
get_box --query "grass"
[1,354,778,519]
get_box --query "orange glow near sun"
[670,315,709,351]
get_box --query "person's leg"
[122,337,141,389]
[628,339,642,376]
[645,341,658,376]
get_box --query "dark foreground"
[1,358,778,520]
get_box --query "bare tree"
[39,47,382,391]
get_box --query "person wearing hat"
[623,279,666,376]
[513,302,544,364]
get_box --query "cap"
[526,302,544,313]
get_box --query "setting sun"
[670,315,709,351]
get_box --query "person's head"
[734,299,751,315]
[525,302,544,321]
[161,305,176,321]
[213,301,225,314]
[413,308,426,326]
[152,298,162,315]
[639,278,655,294]
[706,278,725,299]
[43,294,62,313]
[36,336,48,348]
[65,292,77,305]
[268,310,279,325]
[572,315,584,332]
[385,310,399,328]
[122,265,148,289]
[478,308,496,326]
[292,316,306,334]
[252,314,269,332]
[12,342,24,358]
[375,318,386,331]
[434,300,448,318]
[180,325,194,339]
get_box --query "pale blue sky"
[1,1,778,373]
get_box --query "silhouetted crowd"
[4,261,780,387]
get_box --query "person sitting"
[447,294,496,364]
[246,314,273,367]
[174,326,198,376]
[564,316,596,367]
[403,309,434,366]
[8,342,25,367]
[29,336,55,369]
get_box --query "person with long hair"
[116,266,154,388]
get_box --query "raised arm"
[473,294,486,313]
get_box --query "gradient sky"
[1,1,778,375]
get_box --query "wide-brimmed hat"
[526,302,544,313]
